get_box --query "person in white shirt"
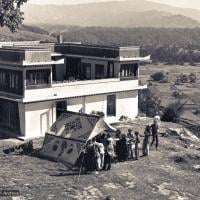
[94,139,105,170]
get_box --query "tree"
[162,100,186,123]
[139,88,161,117]
[0,0,28,32]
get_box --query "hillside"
[22,0,200,28]
[50,27,200,47]
[0,26,55,42]
[0,119,199,199]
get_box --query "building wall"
[84,91,138,123]
[116,91,138,119]
[67,97,84,112]
[24,101,55,138]
[25,51,51,63]
[21,90,138,138]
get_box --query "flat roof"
[0,46,51,52]
[55,42,139,50]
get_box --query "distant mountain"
[22,0,200,28]
[0,26,55,42]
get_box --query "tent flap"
[40,134,85,166]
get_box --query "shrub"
[172,90,187,99]
[189,73,197,83]
[179,74,188,83]
[194,109,200,115]
[176,73,197,84]
[159,77,168,83]
[150,71,166,81]
[148,82,153,86]
[162,101,185,123]
[139,88,161,117]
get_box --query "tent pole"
[77,152,85,184]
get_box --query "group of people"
[81,116,160,173]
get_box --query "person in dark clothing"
[115,129,122,139]
[116,134,128,162]
[103,138,114,170]
[142,125,151,156]
[115,129,121,160]
[151,122,159,149]
[134,131,140,160]
[84,140,96,172]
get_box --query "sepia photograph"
[0,0,199,199]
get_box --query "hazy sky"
[30,0,124,5]
[150,0,200,9]
[29,0,200,10]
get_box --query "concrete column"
[114,62,121,78]
[91,63,95,80]
[49,66,53,85]
[18,103,26,136]
[104,63,107,78]
[23,68,26,98]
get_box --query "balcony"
[23,78,145,103]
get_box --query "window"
[0,69,23,95]
[0,71,6,86]
[26,69,50,87]
[95,64,104,79]
[0,99,20,133]
[120,63,138,78]
[56,101,67,119]
[107,95,116,116]
[107,62,114,78]
[66,57,81,80]
[82,63,91,80]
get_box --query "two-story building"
[0,42,149,138]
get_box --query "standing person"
[84,140,96,172]
[115,129,122,139]
[98,141,105,170]
[103,138,114,170]
[154,112,161,128]
[100,133,107,146]
[134,131,140,160]
[142,125,151,156]
[93,138,102,171]
[151,120,159,149]
[117,134,128,162]
[115,129,122,160]
[127,129,134,159]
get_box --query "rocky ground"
[0,120,199,200]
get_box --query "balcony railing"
[26,84,51,90]
[120,76,138,81]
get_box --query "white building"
[0,42,149,138]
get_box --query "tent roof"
[47,111,115,142]
[39,111,116,166]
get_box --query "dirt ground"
[0,120,199,200]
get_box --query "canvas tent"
[39,111,115,166]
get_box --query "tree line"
[53,27,200,64]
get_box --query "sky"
[29,0,200,10]
[29,0,124,5]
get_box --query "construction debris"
[3,140,33,155]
